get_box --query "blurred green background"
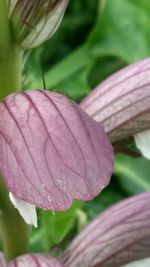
[26,0,150,254]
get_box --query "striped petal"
[63,192,150,267]
[0,90,113,211]
[9,254,64,267]
[80,58,150,144]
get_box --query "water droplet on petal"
[48,195,52,203]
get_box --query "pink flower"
[2,253,64,267]
[63,192,150,267]
[0,90,113,226]
[80,58,150,159]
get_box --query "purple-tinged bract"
[9,254,64,267]
[80,58,150,143]
[0,90,113,211]
[63,192,150,267]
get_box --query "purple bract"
[63,192,150,267]
[81,58,150,143]
[0,90,113,211]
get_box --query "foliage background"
[25,0,150,254]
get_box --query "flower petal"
[0,90,113,211]
[80,58,150,143]
[9,254,64,267]
[9,193,37,227]
[134,130,150,159]
[0,253,6,267]
[63,192,150,267]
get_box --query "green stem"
[0,0,30,261]
[0,45,21,99]
[0,0,10,50]
[0,0,21,100]
[0,179,30,261]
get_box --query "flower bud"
[9,0,69,49]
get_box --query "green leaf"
[84,181,125,220]
[115,153,150,195]
[55,69,90,101]
[40,200,82,250]
[87,56,125,88]
[29,45,90,90]
[89,0,150,62]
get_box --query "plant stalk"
[0,179,30,261]
[0,0,21,100]
[0,0,30,261]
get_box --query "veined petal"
[0,90,113,211]
[9,254,64,267]
[80,58,150,143]
[134,130,150,160]
[63,192,150,267]
[9,193,37,227]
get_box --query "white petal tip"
[9,193,38,227]
[134,130,150,160]
[123,257,150,266]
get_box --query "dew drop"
[48,195,51,203]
